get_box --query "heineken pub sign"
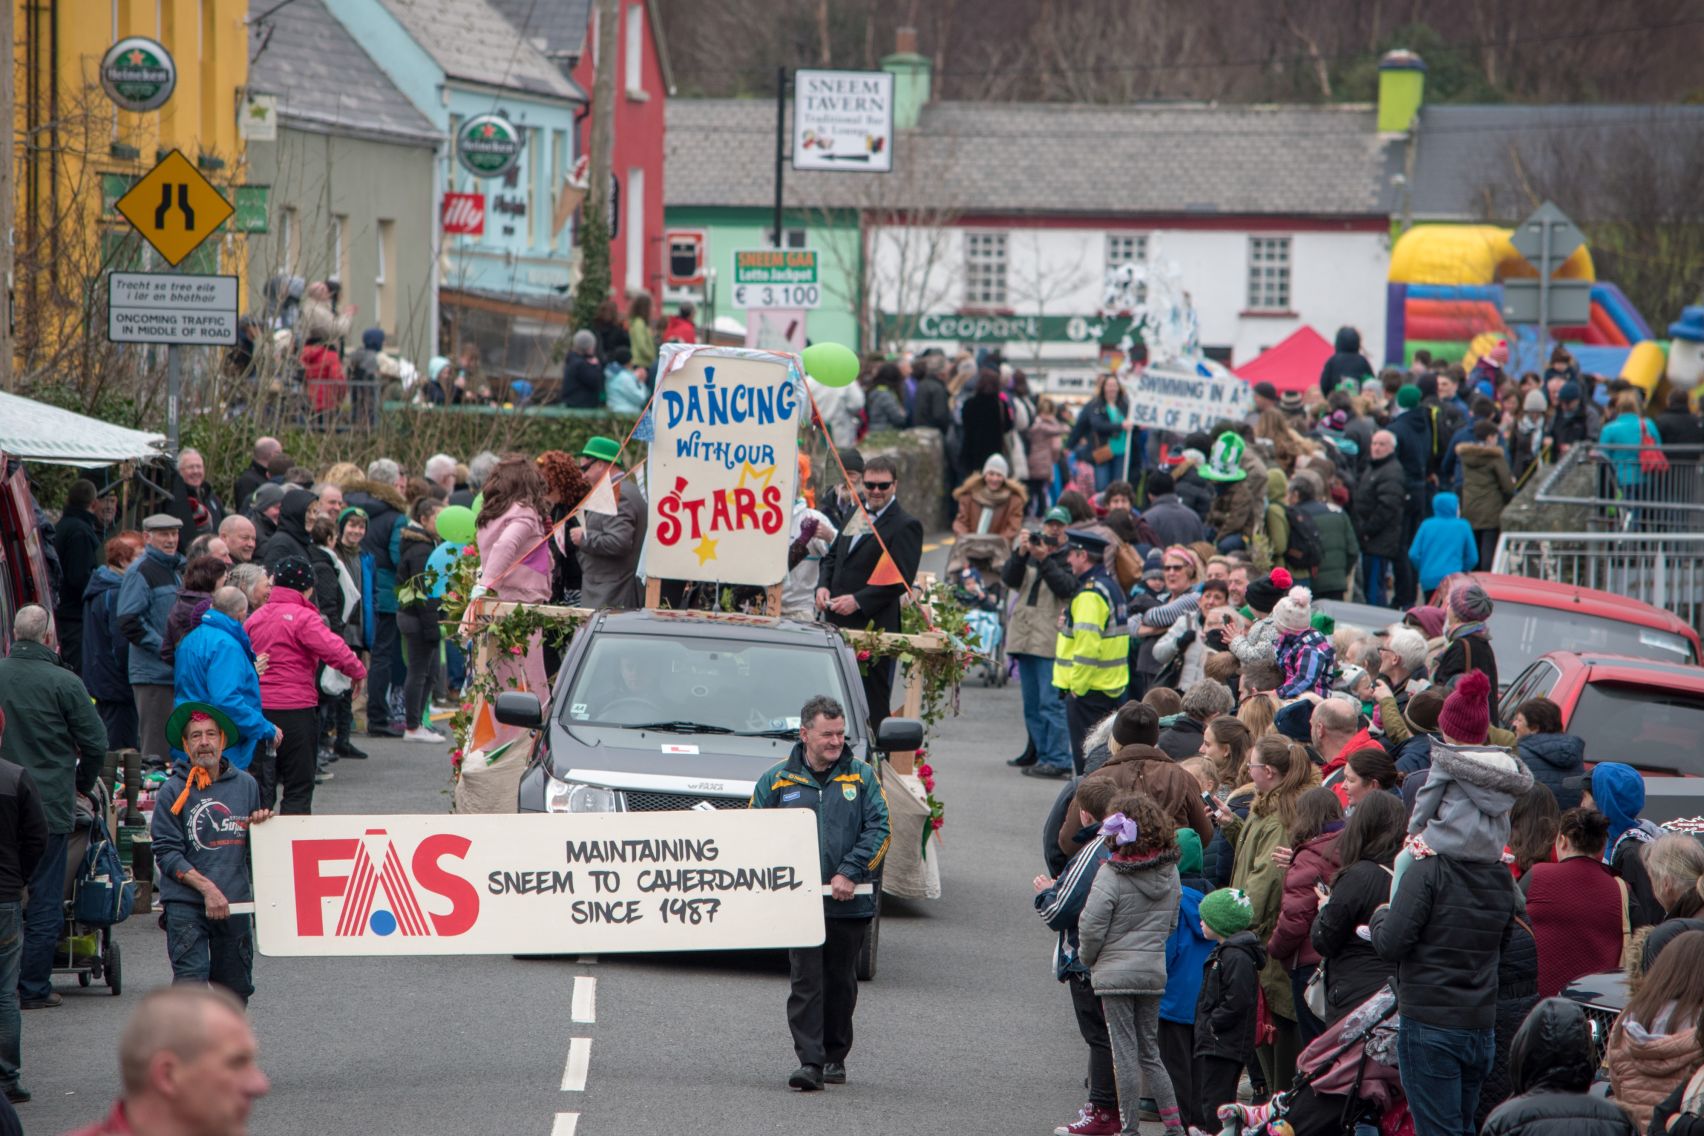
[457,114,524,179]
[101,37,177,113]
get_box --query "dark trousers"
[1068,971,1118,1110]
[1195,1054,1244,1134]
[56,616,84,679]
[860,658,895,734]
[252,739,277,812]
[96,697,139,753]
[0,902,19,1089]
[1159,1018,1201,1129]
[1394,487,1423,607]
[270,707,320,815]
[1399,1019,1494,1136]
[402,630,440,729]
[1291,964,1326,1046]
[164,903,255,1004]
[367,613,399,723]
[786,917,868,1069]
[1474,528,1499,572]
[1066,690,1122,775]
[18,833,70,1001]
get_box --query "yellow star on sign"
[693,536,719,565]
[115,149,234,267]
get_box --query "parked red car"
[1499,650,1704,825]
[1441,573,1700,682]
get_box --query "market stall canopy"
[1234,326,1335,394]
[0,391,168,465]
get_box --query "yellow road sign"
[115,149,234,267]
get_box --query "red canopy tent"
[1234,326,1334,394]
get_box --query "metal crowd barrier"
[1493,531,1704,635]
[1536,442,1704,533]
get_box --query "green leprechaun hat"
[1198,431,1249,483]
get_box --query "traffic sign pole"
[1539,219,1550,360]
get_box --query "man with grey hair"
[313,482,345,519]
[119,514,185,767]
[750,694,890,1091]
[233,436,280,517]
[1157,677,1236,759]
[423,454,458,498]
[559,328,606,408]
[1310,696,1361,769]
[1352,428,1408,608]
[69,985,268,1136]
[345,460,410,736]
[449,450,500,508]
[0,605,107,1009]
[1374,626,1431,723]
[167,447,224,537]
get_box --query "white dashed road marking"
[560,1037,592,1092]
[549,1112,579,1136]
[571,976,597,1023]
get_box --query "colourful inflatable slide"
[1385,224,1652,366]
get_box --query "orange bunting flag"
[869,549,904,587]
[467,697,498,753]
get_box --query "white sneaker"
[403,728,442,744]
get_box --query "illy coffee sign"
[457,115,524,179]
[101,37,177,112]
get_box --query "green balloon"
[472,493,484,517]
[437,504,477,544]
[802,342,859,388]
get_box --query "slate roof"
[248,0,440,143]
[487,0,591,59]
[378,0,587,102]
[1408,104,1704,222]
[667,99,1400,216]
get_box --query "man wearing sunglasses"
[816,456,923,730]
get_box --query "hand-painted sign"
[646,346,803,586]
[1126,360,1252,436]
[251,810,825,956]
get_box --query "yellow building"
[14,0,250,368]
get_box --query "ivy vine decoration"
[839,580,982,728]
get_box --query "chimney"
[1377,49,1426,135]
[881,26,931,131]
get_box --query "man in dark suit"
[815,455,924,731]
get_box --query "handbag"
[1639,419,1670,475]
[1616,876,1633,965]
[1090,443,1114,464]
[1303,963,1329,1022]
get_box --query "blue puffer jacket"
[1517,732,1586,810]
[1408,492,1480,590]
[115,545,183,685]
[172,609,275,771]
[80,566,131,701]
[1162,886,1213,1024]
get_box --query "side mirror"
[493,691,544,729]
[875,717,924,753]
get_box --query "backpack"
[73,827,135,928]
[1283,504,1326,571]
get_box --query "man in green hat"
[150,702,271,1003]
[1199,432,1258,554]
[574,436,647,610]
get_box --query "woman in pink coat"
[474,456,554,702]
[245,557,366,815]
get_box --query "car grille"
[623,791,750,812]
[1582,1004,1620,1065]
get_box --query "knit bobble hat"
[1272,585,1314,634]
[1438,670,1492,744]
[1200,888,1254,937]
[1450,581,1494,623]
[1523,389,1549,413]
[1244,568,1293,615]
[1396,385,1422,410]
[983,453,1010,477]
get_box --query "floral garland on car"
[842,580,979,729]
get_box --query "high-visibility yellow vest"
[1052,571,1129,696]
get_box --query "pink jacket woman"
[477,499,552,699]
[246,586,366,710]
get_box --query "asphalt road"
[25,550,1181,1135]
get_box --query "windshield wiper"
[625,720,735,735]
[735,727,799,740]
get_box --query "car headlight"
[543,774,624,814]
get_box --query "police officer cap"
[1063,529,1110,557]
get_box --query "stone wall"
[1501,456,1597,534]
[813,427,948,529]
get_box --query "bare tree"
[1006,231,1093,368]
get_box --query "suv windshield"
[1489,601,1697,677]
[560,634,855,739]
[1572,682,1704,777]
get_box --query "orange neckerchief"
[171,765,214,815]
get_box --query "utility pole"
[0,0,14,392]
[573,0,619,331]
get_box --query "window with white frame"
[1106,233,1147,273]
[964,231,1008,306]
[624,2,644,94]
[375,220,394,329]
[1246,236,1292,311]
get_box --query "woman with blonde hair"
[322,461,365,489]
[471,456,553,700]
[1216,735,1319,1092]
[1253,408,1315,475]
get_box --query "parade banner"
[646,346,802,586]
[251,810,825,956]
[1126,360,1252,436]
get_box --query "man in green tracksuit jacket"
[750,694,891,1093]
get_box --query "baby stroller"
[1217,983,1411,1136]
[53,782,130,996]
[945,533,1011,687]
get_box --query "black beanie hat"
[1244,567,1294,616]
[1111,702,1159,749]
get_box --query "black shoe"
[20,993,61,1010]
[4,1086,29,1105]
[335,742,369,759]
[788,1064,824,1091]
[1022,763,1072,779]
[822,1062,846,1084]
[1007,743,1038,768]
[366,724,403,739]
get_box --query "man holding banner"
[150,702,272,1004]
[751,695,891,1092]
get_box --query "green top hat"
[579,436,621,463]
[167,701,240,751]
[1198,432,1249,483]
